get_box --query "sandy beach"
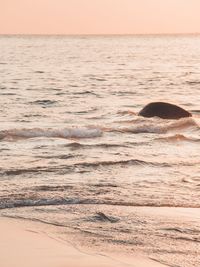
[0,216,168,267]
[1,207,200,267]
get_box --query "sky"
[1,0,200,34]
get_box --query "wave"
[29,100,57,106]
[155,134,200,143]
[0,118,198,142]
[72,158,170,168]
[73,90,99,96]
[0,197,82,209]
[0,127,103,140]
[112,117,199,134]
[1,195,200,210]
[1,158,172,177]
[64,142,130,150]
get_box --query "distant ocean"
[0,35,200,267]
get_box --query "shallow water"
[0,35,200,266]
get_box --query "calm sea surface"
[0,35,200,266]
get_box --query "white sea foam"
[115,117,199,134]
[0,127,103,140]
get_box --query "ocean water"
[0,35,200,266]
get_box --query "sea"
[0,35,200,267]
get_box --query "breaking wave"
[0,117,198,141]
[0,127,103,140]
[111,117,199,134]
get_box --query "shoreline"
[0,216,167,267]
[0,206,199,267]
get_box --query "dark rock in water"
[90,212,120,223]
[138,102,192,120]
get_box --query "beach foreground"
[0,217,167,267]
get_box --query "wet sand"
[0,216,166,267]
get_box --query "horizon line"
[0,32,200,36]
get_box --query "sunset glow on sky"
[1,0,200,34]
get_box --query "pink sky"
[0,0,200,34]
